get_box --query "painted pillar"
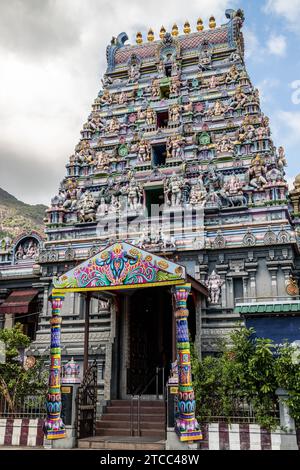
[173,284,202,442]
[44,294,66,440]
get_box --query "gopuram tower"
[34,8,297,383]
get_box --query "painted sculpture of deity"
[107,116,120,134]
[198,43,212,71]
[228,85,248,111]
[137,139,151,162]
[169,103,181,123]
[164,174,183,207]
[127,179,143,211]
[167,135,185,159]
[145,107,156,126]
[77,191,98,222]
[207,100,227,118]
[99,89,112,106]
[151,78,161,99]
[128,61,141,84]
[225,65,241,84]
[96,149,110,171]
[216,133,234,153]
[277,146,287,170]
[248,155,267,189]
[170,77,180,95]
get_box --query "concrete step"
[97,421,164,430]
[110,400,164,407]
[95,428,165,439]
[101,413,165,422]
[104,406,165,414]
[78,436,165,450]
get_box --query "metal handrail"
[129,366,166,437]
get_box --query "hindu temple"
[2,8,300,446]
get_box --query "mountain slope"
[0,188,47,239]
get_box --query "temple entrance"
[126,287,173,396]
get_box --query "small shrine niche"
[14,236,40,263]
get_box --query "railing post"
[44,294,66,440]
[172,284,202,442]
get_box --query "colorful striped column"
[44,294,66,439]
[173,284,202,442]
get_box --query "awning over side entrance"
[0,289,38,314]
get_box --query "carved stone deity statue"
[145,107,156,126]
[127,179,143,210]
[167,135,185,159]
[164,174,183,206]
[207,100,226,117]
[170,77,180,95]
[277,146,287,170]
[96,149,110,171]
[225,65,241,84]
[77,191,98,222]
[151,78,161,99]
[128,60,141,84]
[216,133,234,153]
[137,139,151,162]
[198,43,212,71]
[248,155,267,189]
[99,89,112,106]
[205,270,224,304]
[169,103,181,123]
[228,85,248,111]
[107,116,120,133]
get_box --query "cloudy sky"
[0,0,299,205]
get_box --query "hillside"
[0,188,47,240]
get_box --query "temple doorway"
[115,286,197,398]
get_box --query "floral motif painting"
[53,242,186,290]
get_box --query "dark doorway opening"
[145,186,164,217]
[127,287,173,395]
[152,143,167,167]
[165,65,172,77]
[156,111,169,129]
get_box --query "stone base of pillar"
[44,426,75,448]
[166,429,200,450]
[176,428,203,442]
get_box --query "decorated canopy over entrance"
[52,242,186,294]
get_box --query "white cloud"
[263,0,300,33]
[0,0,238,205]
[257,78,280,104]
[243,27,261,61]
[266,34,287,56]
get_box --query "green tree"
[0,323,47,412]
[192,327,300,430]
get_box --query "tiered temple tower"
[34,8,297,368]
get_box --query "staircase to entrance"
[78,399,166,450]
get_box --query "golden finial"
[136,32,143,44]
[209,16,216,29]
[147,28,154,42]
[183,21,191,34]
[197,18,204,31]
[172,23,179,36]
[159,26,166,39]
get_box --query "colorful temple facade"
[1,8,300,442]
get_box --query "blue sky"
[0,0,299,204]
[238,0,300,187]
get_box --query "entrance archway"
[44,242,207,443]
